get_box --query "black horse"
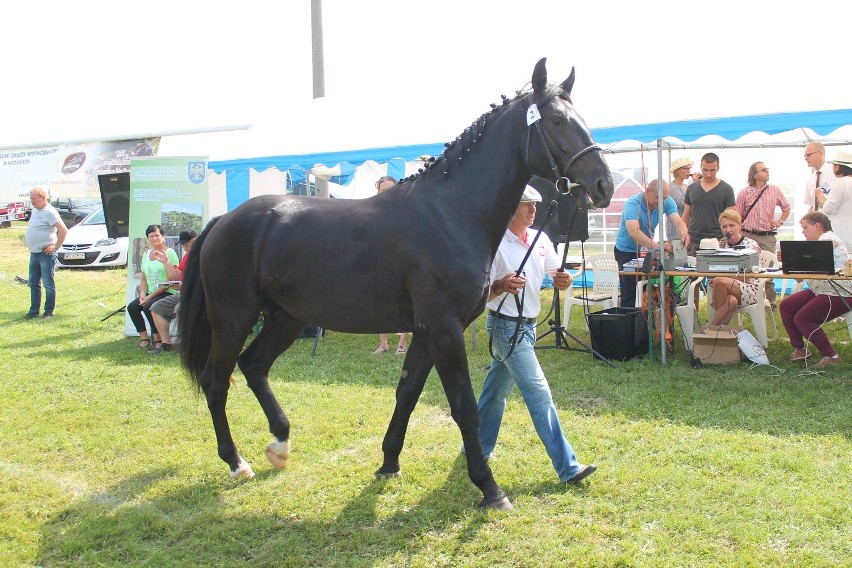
[179,58,614,509]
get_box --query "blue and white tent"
[203,108,852,216]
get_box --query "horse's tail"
[179,216,221,391]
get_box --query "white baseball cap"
[520,185,542,202]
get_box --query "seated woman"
[703,210,761,328]
[127,224,180,349]
[780,212,852,368]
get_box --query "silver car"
[57,207,128,268]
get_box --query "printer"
[695,238,759,273]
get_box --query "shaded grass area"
[1,222,850,567]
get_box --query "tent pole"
[657,139,668,364]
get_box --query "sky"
[2,0,851,161]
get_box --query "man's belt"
[488,310,536,325]
[743,229,777,236]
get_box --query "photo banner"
[124,156,209,336]
[0,138,159,202]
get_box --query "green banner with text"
[124,156,208,336]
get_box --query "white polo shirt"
[486,228,559,318]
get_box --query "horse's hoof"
[265,440,291,470]
[478,495,514,511]
[230,459,255,479]
[374,469,401,479]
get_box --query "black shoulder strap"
[740,188,767,224]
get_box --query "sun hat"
[520,185,542,202]
[178,229,197,244]
[669,157,695,175]
[827,150,852,167]
[699,238,720,250]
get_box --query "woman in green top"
[127,224,179,349]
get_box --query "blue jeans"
[477,315,583,481]
[28,251,57,316]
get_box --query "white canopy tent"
[186,109,852,222]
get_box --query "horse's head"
[525,58,614,209]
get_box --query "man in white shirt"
[472,185,596,485]
[803,142,836,213]
[24,187,67,318]
[816,150,852,251]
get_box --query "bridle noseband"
[524,92,600,206]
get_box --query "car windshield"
[81,207,106,226]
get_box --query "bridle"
[488,90,604,362]
[524,92,601,207]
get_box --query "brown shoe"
[813,355,841,369]
[790,348,810,362]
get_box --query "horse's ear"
[560,67,576,99]
[532,58,548,94]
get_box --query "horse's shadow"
[35,457,495,566]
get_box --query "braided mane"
[400,85,561,182]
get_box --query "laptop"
[780,240,836,274]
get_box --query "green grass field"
[1,222,850,567]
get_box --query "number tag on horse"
[526,104,541,125]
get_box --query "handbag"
[641,249,660,274]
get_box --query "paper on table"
[714,247,758,256]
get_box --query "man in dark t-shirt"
[682,152,736,256]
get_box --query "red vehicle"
[0,201,25,227]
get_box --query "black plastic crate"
[587,307,648,361]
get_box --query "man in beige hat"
[666,157,694,241]
[803,142,836,213]
[816,149,852,250]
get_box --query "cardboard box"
[692,325,742,364]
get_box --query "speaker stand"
[534,209,615,368]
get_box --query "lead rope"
[488,200,558,362]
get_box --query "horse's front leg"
[238,313,305,471]
[430,325,512,510]
[376,333,433,478]
[202,360,255,479]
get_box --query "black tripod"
[535,205,615,368]
[100,306,125,322]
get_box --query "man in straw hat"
[816,149,852,250]
[666,157,694,242]
[468,184,597,485]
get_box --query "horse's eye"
[551,115,564,125]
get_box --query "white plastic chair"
[779,276,804,300]
[675,272,706,352]
[842,311,852,341]
[759,251,779,338]
[563,254,618,330]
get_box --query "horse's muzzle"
[555,176,610,210]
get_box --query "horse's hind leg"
[238,310,305,470]
[376,333,434,477]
